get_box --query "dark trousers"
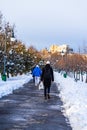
[44,86,50,97]
[33,76,35,83]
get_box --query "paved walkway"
[0,80,72,130]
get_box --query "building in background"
[49,44,71,54]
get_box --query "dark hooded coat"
[41,64,54,87]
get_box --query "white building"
[49,44,69,53]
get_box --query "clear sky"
[0,0,87,52]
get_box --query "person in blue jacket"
[32,65,42,87]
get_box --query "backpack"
[44,67,51,79]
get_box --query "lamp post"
[61,50,67,78]
[61,50,64,70]
[2,27,7,81]
[2,26,15,81]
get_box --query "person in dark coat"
[41,61,54,99]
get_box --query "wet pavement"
[0,79,72,130]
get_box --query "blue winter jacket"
[32,67,42,77]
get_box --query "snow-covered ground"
[54,72,87,130]
[0,72,87,130]
[0,73,32,98]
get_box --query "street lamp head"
[10,28,15,42]
[61,50,64,56]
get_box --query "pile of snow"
[0,73,32,98]
[54,72,87,130]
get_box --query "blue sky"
[0,0,87,52]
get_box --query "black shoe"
[48,94,50,99]
[44,96,47,100]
